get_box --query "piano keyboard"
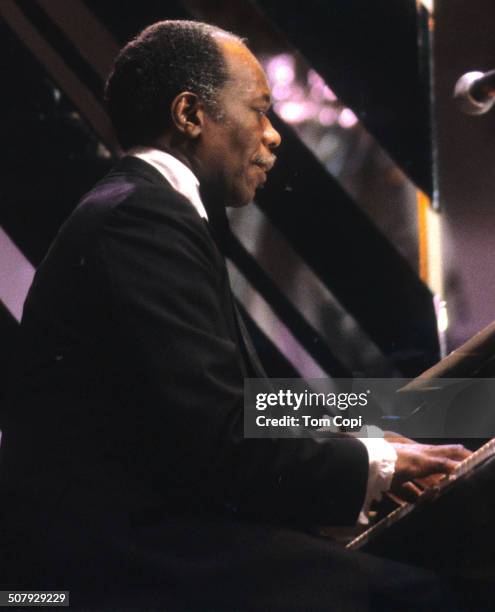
[347,437,495,550]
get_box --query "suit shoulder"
[61,171,205,246]
[79,173,195,221]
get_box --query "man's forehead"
[215,37,270,98]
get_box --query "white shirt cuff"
[357,428,397,525]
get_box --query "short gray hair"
[105,20,243,149]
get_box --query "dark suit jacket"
[0,156,375,607]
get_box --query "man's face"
[197,38,281,208]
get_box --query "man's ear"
[170,92,204,138]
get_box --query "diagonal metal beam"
[0,228,35,323]
[36,0,120,81]
[227,260,329,378]
[0,0,118,152]
[230,204,398,376]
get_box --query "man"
[0,20,469,609]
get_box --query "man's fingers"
[391,441,471,484]
[430,443,471,462]
[414,473,447,489]
[400,481,423,500]
[428,456,459,475]
[423,444,470,474]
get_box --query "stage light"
[338,108,358,128]
[275,101,316,124]
[318,107,338,126]
[266,54,295,86]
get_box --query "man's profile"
[0,20,469,610]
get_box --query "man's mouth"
[252,154,277,173]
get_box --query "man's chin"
[228,200,253,209]
[226,189,256,208]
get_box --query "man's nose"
[263,117,281,150]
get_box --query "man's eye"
[256,109,267,117]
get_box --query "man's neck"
[149,139,198,176]
[137,141,230,240]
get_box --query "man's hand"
[384,433,471,500]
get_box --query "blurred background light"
[338,108,358,129]
[266,53,295,86]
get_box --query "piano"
[344,321,495,572]
[347,437,495,572]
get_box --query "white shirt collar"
[127,146,208,221]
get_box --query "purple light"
[323,86,337,101]
[272,83,293,101]
[309,82,324,102]
[275,101,316,124]
[307,69,324,87]
[0,227,35,322]
[266,54,295,86]
[318,107,338,126]
[338,108,358,128]
[289,84,306,101]
[265,54,355,129]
